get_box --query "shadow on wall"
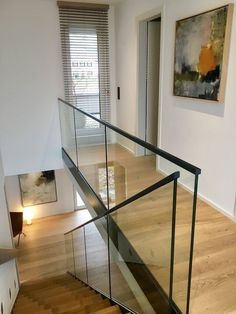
[174,97,225,117]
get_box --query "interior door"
[146,19,161,152]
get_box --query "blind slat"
[59,5,111,125]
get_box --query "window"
[58,2,111,128]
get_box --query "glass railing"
[58,98,201,314]
[65,172,179,313]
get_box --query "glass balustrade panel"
[106,129,163,208]
[109,183,175,313]
[74,110,108,208]
[73,228,87,284]
[64,233,75,276]
[58,100,77,166]
[157,156,197,313]
[84,217,109,296]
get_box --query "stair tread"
[42,295,102,312]
[89,305,122,314]
[62,308,86,314]
[14,274,122,314]
[14,296,44,309]
[21,274,70,285]
[26,289,99,306]
[22,284,92,298]
[86,300,111,313]
[21,281,84,292]
[57,294,102,311]
[14,304,46,312]
[14,308,52,314]
[59,299,110,314]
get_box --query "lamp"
[24,207,33,225]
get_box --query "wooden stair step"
[81,293,103,306]
[21,281,70,290]
[13,306,53,314]
[56,294,103,312]
[21,278,83,290]
[21,277,59,287]
[58,282,86,289]
[14,301,42,309]
[23,284,89,298]
[89,305,122,314]
[23,283,90,297]
[21,281,85,295]
[46,301,83,313]
[59,299,110,314]
[30,287,96,304]
[45,298,82,311]
[61,307,86,314]
[53,275,81,283]
[15,274,123,314]
[15,295,40,306]
[14,300,46,312]
[52,277,84,285]
[14,309,53,314]
[15,295,33,304]
[85,299,111,312]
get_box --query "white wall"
[0,259,19,314]
[0,0,117,178]
[162,0,236,218]
[5,169,74,220]
[0,0,64,176]
[114,0,236,218]
[0,151,13,248]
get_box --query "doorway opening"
[73,187,85,210]
[137,15,161,155]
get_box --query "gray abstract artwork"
[174,5,232,101]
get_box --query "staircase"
[13,274,123,314]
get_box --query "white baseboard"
[197,192,236,222]
[158,168,236,222]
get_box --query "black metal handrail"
[65,171,180,235]
[58,98,201,175]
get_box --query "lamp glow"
[24,207,33,225]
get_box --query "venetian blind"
[58,2,111,124]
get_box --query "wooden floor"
[16,143,236,314]
[191,202,236,314]
[16,210,91,282]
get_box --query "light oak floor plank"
[16,210,91,282]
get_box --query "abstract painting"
[174,5,233,102]
[19,170,57,207]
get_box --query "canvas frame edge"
[218,3,234,103]
[173,3,234,103]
